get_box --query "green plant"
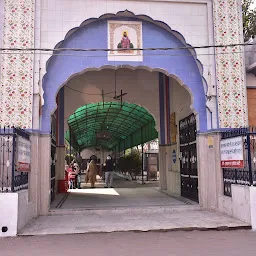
[243,0,256,41]
[117,150,142,179]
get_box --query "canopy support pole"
[141,127,144,184]
[141,143,144,184]
[69,125,72,162]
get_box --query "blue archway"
[42,11,208,133]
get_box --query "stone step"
[49,204,201,216]
[20,207,250,236]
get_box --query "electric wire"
[0,50,255,58]
[1,43,255,97]
[64,85,115,96]
[0,42,255,53]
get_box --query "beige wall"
[166,79,192,195]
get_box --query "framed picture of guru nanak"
[108,20,143,62]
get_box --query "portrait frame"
[108,20,143,62]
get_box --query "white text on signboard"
[16,137,31,172]
[220,136,244,168]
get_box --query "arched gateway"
[42,11,208,133]
[0,2,252,238]
[40,10,209,213]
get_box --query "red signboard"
[17,162,30,172]
[221,160,244,169]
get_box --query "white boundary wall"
[250,186,256,230]
[218,185,256,229]
[0,190,37,237]
[0,193,18,237]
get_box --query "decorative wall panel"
[213,0,247,128]
[0,0,35,128]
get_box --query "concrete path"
[2,230,256,256]
[19,207,250,236]
[19,176,250,236]
[51,174,189,210]
[51,187,189,210]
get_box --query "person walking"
[104,156,115,188]
[67,163,76,189]
[73,162,81,189]
[86,159,98,188]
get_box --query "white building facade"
[1,0,256,237]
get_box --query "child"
[67,164,76,189]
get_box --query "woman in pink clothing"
[67,163,76,189]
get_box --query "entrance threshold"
[19,207,250,236]
[19,175,251,236]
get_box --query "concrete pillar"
[55,146,66,181]
[159,145,167,190]
[29,133,40,215]
[165,144,181,196]
[39,134,51,215]
[197,132,222,210]
[32,94,40,130]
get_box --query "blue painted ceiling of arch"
[42,13,207,133]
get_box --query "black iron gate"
[0,127,30,193]
[221,128,256,197]
[179,114,198,202]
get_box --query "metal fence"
[0,127,30,192]
[221,128,256,197]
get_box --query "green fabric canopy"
[66,102,158,151]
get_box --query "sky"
[251,0,256,9]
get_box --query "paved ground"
[2,230,256,256]
[19,175,250,236]
[19,206,249,236]
[51,174,186,210]
[52,187,187,209]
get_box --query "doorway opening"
[48,68,199,210]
